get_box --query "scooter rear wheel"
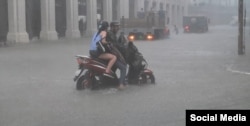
[76,75,92,90]
[149,74,155,84]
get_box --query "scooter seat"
[90,56,109,65]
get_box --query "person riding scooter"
[107,21,144,84]
[106,21,127,89]
[108,22,152,84]
[89,21,117,76]
[107,21,127,57]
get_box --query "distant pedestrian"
[79,18,84,37]
[137,8,145,18]
[174,25,179,35]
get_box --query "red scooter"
[73,37,155,90]
[73,55,120,90]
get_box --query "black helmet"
[110,21,120,27]
[98,21,109,29]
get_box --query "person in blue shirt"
[89,21,117,75]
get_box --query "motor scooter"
[73,55,121,90]
[73,35,155,90]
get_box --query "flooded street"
[0,25,249,126]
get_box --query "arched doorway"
[172,5,175,25]
[97,0,103,21]
[129,0,135,18]
[144,0,149,12]
[78,0,87,16]
[152,1,157,10]
[78,0,87,36]
[166,4,170,25]
[26,0,41,40]
[159,2,163,10]
[177,6,180,26]
[0,0,8,42]
[159,2,165,26]
[55,0,66,38]
[112,0,118,20]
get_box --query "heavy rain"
[0,0,250,126]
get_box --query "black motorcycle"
[117,33,155,84]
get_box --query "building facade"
[131,0,188,27]
[0,0,188,43]
[189,0,237,7]
[188,0,239,25]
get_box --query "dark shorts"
[89,50,101,58]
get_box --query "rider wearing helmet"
[89,21,117,75]
[107,21,127,89]
[108,21,127,60]
[98,20,109,30]
[107,21,120,45]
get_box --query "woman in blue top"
[89,21,117,75]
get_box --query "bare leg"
[98,53,117,73]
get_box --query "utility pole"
[238,0,245,55]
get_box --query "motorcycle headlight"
[128,35,135,41]
[146,35,153,40]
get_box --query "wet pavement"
[0,25,249,126]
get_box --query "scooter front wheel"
[138,73,155,84]
[138,74,147,84]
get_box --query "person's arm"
[100,31,108,44]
